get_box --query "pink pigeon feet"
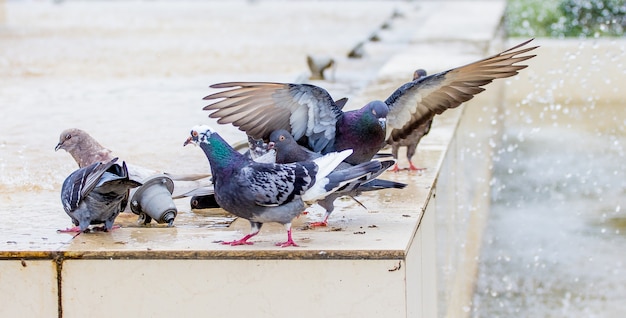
[309,221,328,227]
[408,161,426,172]
[391,162,426,172]
[58,226,83,233]
[390,163,401,173]
[221,233,257,246]
[309,214,330,228]
[275,229,299,247]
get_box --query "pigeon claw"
[276,228,299,247]
[57,226,83,233]
[309,221,328,228]
[221,233,257,246]
[222,240,254,246]
[408,162,426,171]
[276,240,299,248]
[390,163,400,173]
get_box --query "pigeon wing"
[240,162,316,207]
[61,158,118,213]
[384,39,538,143]
[203,82,343,152]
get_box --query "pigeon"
[389,69,432,172]
[268,129,406,226]
[347,41,366,58]
[60,158,142,233]
[306,55,335,81]
[183,125,382,247]
[202,39,538,166]
[55,128,214,199]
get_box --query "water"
[473,101,626,317]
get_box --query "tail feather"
[324,160,382,193]
[300,160,381,203]
[358,178,407,192]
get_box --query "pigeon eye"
[65,134,72,140]
[279,135,285,141]
[192,131,198,137]
[372,109,377,116]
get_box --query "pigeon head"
[55,128,86,152]
[364,100,388,129]
[413,69,427,80]
[184,125,215,146]
[268,129,295,150]
[367,100,389,119]
[55,128,113,168]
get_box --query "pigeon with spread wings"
[203,39,538,165]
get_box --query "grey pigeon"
[202,39,538,166]
[269,129,406,226]
[60,158,141,233]
[184,125,382,247]
[55,128,214,199]
[389,69,432,172]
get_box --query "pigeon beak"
[378,118,386,130]
[183,137,196,147]
[54,142,63,152]
[267,142,275,150]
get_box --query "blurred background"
[474,1,626,317]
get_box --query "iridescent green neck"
[199,133,243,173]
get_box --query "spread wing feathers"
[203,82,343,151]
[385,39,538,143]
[62,158,119,213]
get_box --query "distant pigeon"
[60,158,141,233]
[306,55,335,81]
[368,32,381,42]
[269,129,406,226]
[347,41,366,58]
[184,125,382,247]
[202,39,538,166]
[389,69,432,172]
[55,128,213,199]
